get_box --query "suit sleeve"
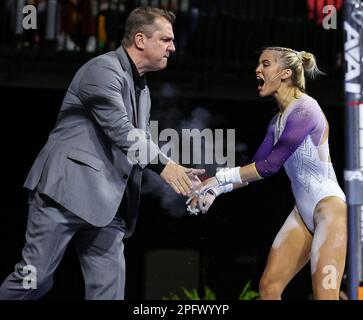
[78,58,165,169]
[144,94,168,173]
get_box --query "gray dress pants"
[0,190,126,300]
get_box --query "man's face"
[143,17,176,72]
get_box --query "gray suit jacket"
[24,46,164,233]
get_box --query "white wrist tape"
[215,167,242,184]
[203,183,233,197]
[220,183,234,194]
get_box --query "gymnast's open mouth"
[256,76,265,90]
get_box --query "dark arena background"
[0,0,362,304]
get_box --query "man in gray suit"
[0,6,204,300]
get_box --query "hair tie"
[296,51,304,62]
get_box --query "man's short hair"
[122,7,176,48]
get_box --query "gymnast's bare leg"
[311,196,347,300]
[259,207,312,299]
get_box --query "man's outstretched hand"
[160,162,205,196]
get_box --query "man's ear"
[134,33,145,50]
[281,69,292,80]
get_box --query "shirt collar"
[123,47,147,91]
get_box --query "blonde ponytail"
[297,51,324,80]
[264,47,325,92]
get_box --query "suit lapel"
[138,89,148,130]
[116,46,138,127]
[130,90,138,127]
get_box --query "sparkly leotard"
[252,94,345,232]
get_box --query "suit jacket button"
[123,174,128,179]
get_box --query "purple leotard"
[253,95,325,178]
[251,94,345,231]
